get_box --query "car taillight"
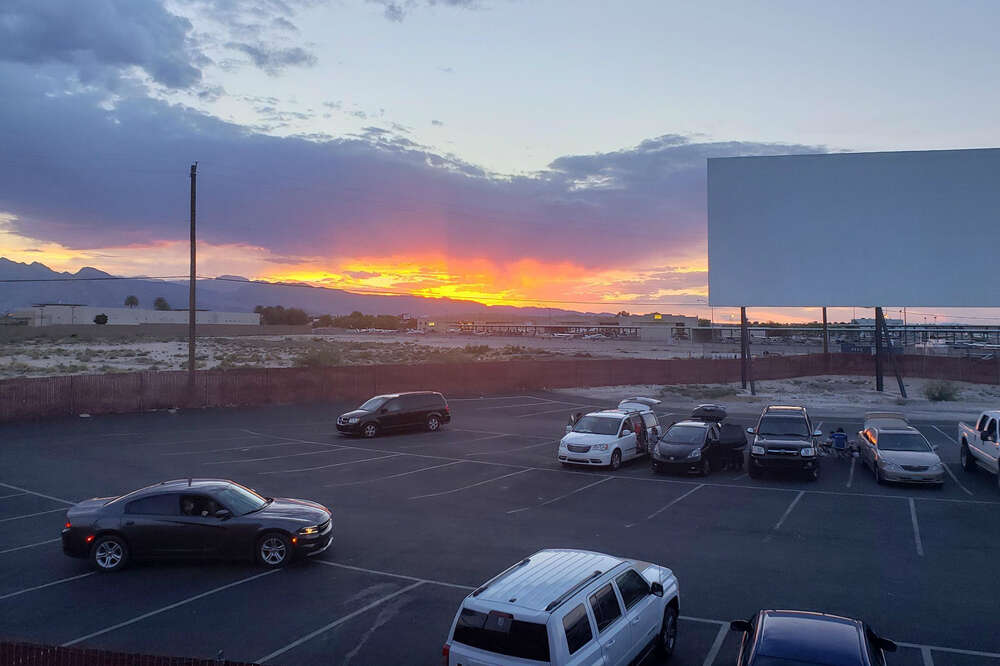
[85,535,94,543]
[65,521,71,529]
[441,643,450,666]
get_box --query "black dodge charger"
[62,479,332,572]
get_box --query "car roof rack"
[472,557,531,597]
[545,570,605,612]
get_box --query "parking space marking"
[448,395,539,401]
[897,642,1000,660]
[258,452,405,475]
[514,404,598,418]
[409,468,533,500]
[392,433,508,451]
[0,482,75,506]
[732,473,748,481]
[62,569,279,646]
[921,646,934,666]
[931,425,952,442]
[941,463,973,496]
[0,507,66,523]
[464,439,559,458]
[257,581,424,663]
[202,447,348,465]
[161,439,307,456]
[0,537,61,555]
[476,400,559,410]
[313,559,475,591]
[764,491,804,541]
[0,492,27,500]
[846,457,856,488]
[703,623,730,666]
[327,460,467,487]
[507,477,613,514]
[639,484,704,525]
[909,498,924,557]
[130,433,270,448]
[449,428,552,440]
[0,572,95,601]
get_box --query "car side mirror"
[746,427,755,434]
[932,444,939,451]
[730,620,752,633]
[565,425,573,434]
[650,582,664,597]
[813,429,823,437]
[214,509,232,520]
[621,429,632,437]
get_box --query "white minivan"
[559,401,661,470]
[443,549,680,666]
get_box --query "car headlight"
[751,445,765,455]
[928,463,944,473]
[879,461,902,472]
[298,525,320,535]
[800,447,815,457]
[593,443,609,451]
[687,448,702,459]
[348,417,360,424]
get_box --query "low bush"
[294,348,342,367]
[924,380,959,402]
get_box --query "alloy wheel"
[95,540,123,569]
[260,536,287,565]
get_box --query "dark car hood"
[340,409,371,419]
[253,498,331,526]
[657,442,699,456]
[756,436,811,449]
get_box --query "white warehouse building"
[13,304,260,326]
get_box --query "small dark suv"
[747,405,822,480]
[337,391,450,438]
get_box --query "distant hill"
[0,258,601,319]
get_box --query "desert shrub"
[295,348,342,367]
[462,344,490,355]
[924,380,958,402]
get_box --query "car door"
[705,425,722,468]
[588,583,631,666]
[121,493,184,557]
[983,418,1000,469]
[174,493,228,557]
[614,569,660,659]
[400,394,426,428]
[559,603,602,665]
[378,398,406,430]
[618,419,638,460]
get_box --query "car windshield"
[757,415,810,437]
[213,483,269,515]
[573,416,622,435]
[664,425,705,444]
[359,396,388,411]
[878,432,932,452]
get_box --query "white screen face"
[707,148,1000,307]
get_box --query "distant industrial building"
[11,304,260,327]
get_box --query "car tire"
[362,422,378,439]
[257,532,293,568]
[91,534,129,573]
[875,466,884,485]
[655,605,678,659]
[699,457,711,477]
[651,461,662,475]
[610,449,622,471]
[807,465,820,482]
[426,415,441,432]
[960,443,975,473]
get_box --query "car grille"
[567,444,591,453]
[901,465,929,472]
[766,447,801,456]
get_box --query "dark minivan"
[337,391,451,438]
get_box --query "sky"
[1,0,998,322]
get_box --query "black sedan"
[62,479,332,572]
[730,610,897,665]
[652,420,745,475]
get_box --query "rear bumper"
[61,529,90,559]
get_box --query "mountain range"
[0,258,601,320]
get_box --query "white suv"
[558,404,660,470]
[443,549,680,666]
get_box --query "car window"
[588,584,622,632]
[663,425,705,444]
[384,399,402,413]
[977,414,989,431]
[876,433,932,452]
[614,569,650,610]
[987,419,998,439]
[562,604,593,655]
[358,396,387,411]
[180,494,220,517]
[212,483,268,515]
[452,608,550,662]
[619,419,634,436]
[756,415,809,437]
[641,412,658,428]
[125,493,180,515]
[572,416,621,436]
[398,395,421,410]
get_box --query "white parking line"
[202,447,347,465]
[921,646,935,666]
[702,623,730,666]
[0,483,75,506]
[0,537,61,555]
[327,460,467,487]
[393,433,508,451]
[0,507,66,523]
[449,428,552,440]
[0,572,96,601]
[258,453,404,475]
[62,569,279,646]
[643,484,704,523]
[409,468,533,500]
[257,581,424,663]
[464,439,559,458]
[897,642,1000,660]
[846,457,856,488]
[514,404,597,418]
[764,491,804,541]
[941,463,973,496]
[732,473,748,481]
[0,492,26,500]
[909,497,924,557]
[313,559,474,591]
[476,400,559,410]
[161,440,307,456]
[931,425,952,442]
[508,477,612,514]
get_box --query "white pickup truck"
[957,410,1000,490]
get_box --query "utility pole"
[822,306,829,355]
[188,162,197,392]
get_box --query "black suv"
[747,405,822,480]
[336,391,450,438]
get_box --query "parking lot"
[1,391,999,665]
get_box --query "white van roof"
[468,549,626,614]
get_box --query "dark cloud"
[0,0,202,88]
[225,42,317,75]
[0,61,824,273]
[431,119,444,126]
[368,0,482,22]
